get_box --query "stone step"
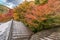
[11,21,33,40]
[43,37,53,40]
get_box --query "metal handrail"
[0,20,13,40]
[7,20,13,40]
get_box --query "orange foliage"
[0,9,13,22]
[13,0,60,32]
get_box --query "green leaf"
[35,0,48,5]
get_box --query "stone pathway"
[30,27,60,40]
[1,20,60,40]
[11,21,33,40]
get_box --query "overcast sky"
[0,0,24,9]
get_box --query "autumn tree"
[0,9,13,22]
[13,0,60,33]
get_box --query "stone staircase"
[11,21,33,40]
[1,20,60,40]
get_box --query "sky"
[0,0,24,9]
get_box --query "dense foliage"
[35,0,48,5]
[0,4,13,22]
[0,9,13,22]
[13,0,60,33]
[0,0,60,33]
